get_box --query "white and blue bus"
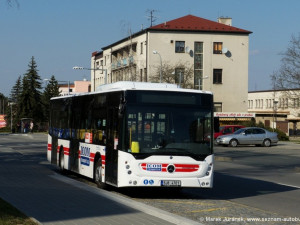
[47,82,214,188]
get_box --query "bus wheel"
[94,159,105,188]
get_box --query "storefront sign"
[214,112,255,118]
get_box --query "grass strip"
[0,197,38,225]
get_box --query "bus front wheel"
[94,159,105,188]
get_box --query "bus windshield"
[125,105,212,159]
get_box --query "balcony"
[111,56,135,71]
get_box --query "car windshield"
[233,128,246,134]
[125,105,213,157]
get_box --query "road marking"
[190,207,228,213]
[157,200,215,206]
[276,182,300,189]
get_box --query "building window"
[194,42,204,89]
[213,69,222,84]
[175,68,184,84]
[248,100,253,109]
[140,42,143,54]
[213,42,223,54]
[214,103,222,112]
[175,41,185,53]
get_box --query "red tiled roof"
[149,15,252,34]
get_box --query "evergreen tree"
[0,93,7,115]
[18,56,44,123]
[9,75,22,103]
[43,75,60,121]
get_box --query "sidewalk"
[0,134,201,225]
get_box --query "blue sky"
[0,0,299,96]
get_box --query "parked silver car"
[215,127,278,147]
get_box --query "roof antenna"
[146,9,159,27]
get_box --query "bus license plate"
[161,180,181,187]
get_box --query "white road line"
[276,183,300,189]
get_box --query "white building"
[91,15,252,118]
[248,89,300,135]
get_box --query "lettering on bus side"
[146,164,162,171]
[80,146,91,166]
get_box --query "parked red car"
[214,125,245,139]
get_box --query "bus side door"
[105,107,119,186]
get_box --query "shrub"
[265,127,289,141]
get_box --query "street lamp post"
[198,76,209,90]
[153,50,162,83]
[9,102,15,133]
[273,100,278,131]
[73,66,107,91]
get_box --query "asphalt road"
[1,133,300,225]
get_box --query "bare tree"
[150,61,195,89]
[271,34,300,105]
[4,0,19,8]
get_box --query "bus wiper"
[152,145,163,149]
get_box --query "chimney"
[218,17,232,26]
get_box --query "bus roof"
[51,81,212,100]
[97,82,212,94]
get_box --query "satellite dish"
[222,47,228,54]
[185,46,190,53]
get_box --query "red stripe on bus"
[101,155,106,165]
[90,153,95,162]
[140,163,199,172]
[75,150,105,165]
[63,147,70,156]
[174,164,199,172]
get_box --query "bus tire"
[94,159,106,188]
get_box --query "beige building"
[59,79,91,96]
[248,89,300,135]
[91,15,252,114]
